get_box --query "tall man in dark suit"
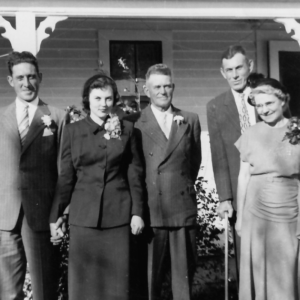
[135,64,201,300]
[0,51,66,300]
[206,45,255,279]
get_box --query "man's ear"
[248,59,254,73]
[143,84,150,98]
[220,67,226,79]
[38,73,43,84]
[7,75,14,87]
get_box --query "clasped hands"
[50,215,68,245]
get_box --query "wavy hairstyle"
[82,73,120,112]
[247,73,290,106]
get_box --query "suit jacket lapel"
[2,103,21,150]
[21,100,51,154]
[140,106,168,149]
[224,90,241,132]
[163,107,188,162]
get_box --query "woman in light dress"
[235,76,300,299]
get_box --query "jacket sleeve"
[207,101,233,202]
[126,124,146,219]
[190,114,202,182]
[50,125,76,223]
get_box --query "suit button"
[159,191,162,195]
[181,191,185,195]
[158,171,161,175]
[149,152,153,156]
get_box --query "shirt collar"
[151,104,173,118]
[16,96,39,109]
[231,86,250,100]
[90,112,105,127]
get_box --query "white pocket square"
[43,127,53,136]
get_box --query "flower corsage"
[283,117,300,145]
[104,114,122,140]
[41,115,52,128]
[174,115,184,125]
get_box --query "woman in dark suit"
[49,74,145,300]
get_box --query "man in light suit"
[0,51,66,300]
[206,45,255,281]
[135,64,201,300]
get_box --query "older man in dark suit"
[206,45,255,281]
[0,51,66,300]
[135,64,201,300]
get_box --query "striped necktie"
[239,93,250,134]
[19,104,29,146]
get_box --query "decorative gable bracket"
[0,12,67,56]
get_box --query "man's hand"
[130,215,145,235]
[49,215,68,245]
[216,200,233,219]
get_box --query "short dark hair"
[145,64,172,81]
[221,45,247,62]
[82,74,120,112]
[7,51,40,75]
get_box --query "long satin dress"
[235,121,300,300]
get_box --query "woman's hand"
[130,215,144,235]
[49,215,68,245]
[235,216,242,237]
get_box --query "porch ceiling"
[1,0,300,19]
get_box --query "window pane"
[136,42,162,79]
[110,41,162,80]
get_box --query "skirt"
[68,224,130,300]
[239,175,300,300]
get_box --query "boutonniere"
[283,117,300,145]
[104,114,122,140]
[174,115,184,125]
[41,115,52,128]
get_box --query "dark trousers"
[148,226,197,300]
[0,211,59,300]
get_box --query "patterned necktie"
[161,113,170,139]
[239,93,250,134]
[19,104,29,146]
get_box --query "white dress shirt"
[232,87,256,127]
[16,97,39,126]
[151,104,173,139]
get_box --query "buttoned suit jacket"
[134,105,201,227]
[49,115,145,228]
[0,100,66,231]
